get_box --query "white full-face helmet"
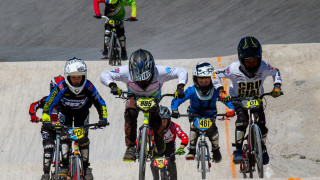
[192,62,214,100]
[64,57,87,95]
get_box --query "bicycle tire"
[108,33,114,64]
[201,144,206,179]
[139,126,148,180]
[253,124,263,178]
[54,135,61,180]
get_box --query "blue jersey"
[171,86,234,117]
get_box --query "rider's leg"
[207,124,222,163]
[233,106,249,164]
[117,23,128,60]
[103,23,112,56]
[165,142,177,180]
[123,97,139,160]
[185,115,199,160]
[149,108,165,155]
[41,128,55,175]
[150,163,160,180]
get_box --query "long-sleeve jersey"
[93,0,137,19]
[212,60,282,97]
[29,96,60,123]
[100,64,188,97]
[43,80,107,121]
[171,86,234,117]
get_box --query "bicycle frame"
[101,16,129,66]
[69,142,83,180]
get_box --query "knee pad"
[118,36,126,41]
[189,129,198,149]
[61,143,70,164]
[43,140,55,151]
[208,131,219,149]
[78,137,90,147]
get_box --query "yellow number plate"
[137,97,155,111]
[246,99,261,108]
[108,20,120,25]
[73,128,85,139]
[155,158,165,168]
[199,119,212,128]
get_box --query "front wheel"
[252,124,263,178]
[70,156,83,180]
[139,127,148,180]
[201,144,207,179]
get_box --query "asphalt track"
[0,0,320,179]
[0,0,319,61]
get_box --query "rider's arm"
[86,81,108,121]
[29,96,47,115]
[171,86,192,110]
[93,0,102,16]
[172,122,189,146]
[262,61,282,85]
[100,65,130,87]
[42,81,67,121]
[156,65,188,85]
[126,0,137,18]
[212,66,232,91]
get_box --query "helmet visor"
[242,47,261,60]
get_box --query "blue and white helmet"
[192,62,214,100]
[64,57,87,95]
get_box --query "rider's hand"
[176,148,185,155]
[272,85,282,98]
[171,109,180,119]
[109,82,121,96]
[30,114,39,123]
[219,90,230,102]
[226,109,235,118]
[97,119,108,127]
[129,17,137,21]
[94,14,102,19]
[174,84,185,99]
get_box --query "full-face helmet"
[50,75,65,92]
[237,36,262,78]
[159,105,171,131]
[64,57,87,95]
[106,0,120,10]
[129,49,155,89]
[192,62,214,100]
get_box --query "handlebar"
[116,90,174,102]
[101,16,136,22]
[178,113,229,121]
[229,91,284,102]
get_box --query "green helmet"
[106,0,120,10]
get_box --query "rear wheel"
[139,127,148,180]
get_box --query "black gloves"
[94,14,102,19]
[97,119,108,127]
[171,109,180,119]
[174,84,185,99]
[109,82,121,95]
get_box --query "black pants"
[150,142,177,180]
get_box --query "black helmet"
[129,49,155,89]
[237,36,262,78]
[159,105,171,131]
[192,62,214,100]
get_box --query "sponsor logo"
[238,80,262,97]
[165,67,172,73]
[58,83,64,91]
[61,98,88,109]
[111,68,120,73]
[44,88,58,111]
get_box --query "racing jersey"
[171,86,234,117]
[93,0,137,19]
[42,80,107,121]
[212,60,282,97]
[29,96,60,123]
[100,64,188,97]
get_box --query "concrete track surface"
[1,44,320,179]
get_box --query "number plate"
[246,99,261,108]
[108,20,121,25]
[68,128,85,140]
[194,118,213,131]
[153,157,168,169]
[136,97,155,111]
